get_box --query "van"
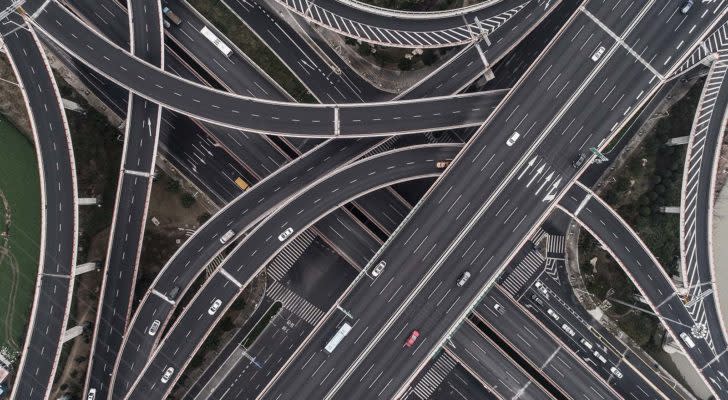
[457,271,471,287]
[593,351,607,363]
[167,286,180,301]
[547,308,560,321]
[219,229,235,244]
[561,324,575,337]
[680,0,694,14]
[506,132,520,146]
[580,338,594,350]
[680,332,696,348]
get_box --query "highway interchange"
[4,0,728,399]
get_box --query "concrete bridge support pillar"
[63,325,84,343]
[74,262,99,276]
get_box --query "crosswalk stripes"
[265,230,316,281]
[360,137,399,159]
[266,280,325,325]
[501,250,546,296]
[204,253,226,278]
[677,18,728,74]
[530,226,547,245]
[412,352,456,399]
[544,258,561,285]
[546,235,565,257]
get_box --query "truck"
[235,177,249,190]
[200,26,233,57]
[162,7,182,26]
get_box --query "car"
[436,160,452,169]
[208,299,222,315]
[219,229,235,244]
[457,271,471,287]
[506,131,520,146]
[87,389,97,400]
[405,330,420,347]
[161,367,174,383]
[531,294,544,306]
[591,46,606,62]
[580,338,594,350]
[593,351,607,363]
[534,281,549,298]
[680,332,696,348]
[572,152,588,168]
[278,227,294,242]
[148,319,161,336]
[167,286,180,301]
[561,324,575,337]
[372,260,386,277]
[547,308,560,321]
[680,0,694,14]
[493,303,505,314]
[610,366,623,378]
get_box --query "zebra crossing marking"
[266,281,324,325]
[266,230,315,281]
[411,353,456,399]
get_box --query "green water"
[0,115,40,354]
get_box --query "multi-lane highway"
[29,2,501,137]
[680,45,728,362]
[259,2,728,399]
[3,12,79,400]
[273,0,532,47]
[83,0,164,398]
[560,183,728,397]
[120,144,462,398]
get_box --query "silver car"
[372,261,386,277]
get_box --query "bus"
[235,177,249,190]
[200,26,232,57]
[324,323,352,354]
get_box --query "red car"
[404,330,420,347]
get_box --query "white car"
[680,332,696,348]
[278,227,294,242]
[547,308,560,321]
[87,388,97,400]
[372,260,386,277]
[534,281,549,298]
[610,366,623,378]
[148,319,161,336]
[493,303,505,314]
[561,324,575,337]
[580,338,594,350]
[593,351,607,363]
[591,46,605,62]
[506,131,520,146]
[208,299,222,315]
[161,367,174,383]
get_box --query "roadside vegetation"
[346,38,456,71]
[577,78,705,350]
[187,0,315,102]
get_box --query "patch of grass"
[187,0,315,103]
[54,72,123,263]
[601,79,704,276]
[360,0,481,12]
[578,232,660,348]
[0,116,40,353]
